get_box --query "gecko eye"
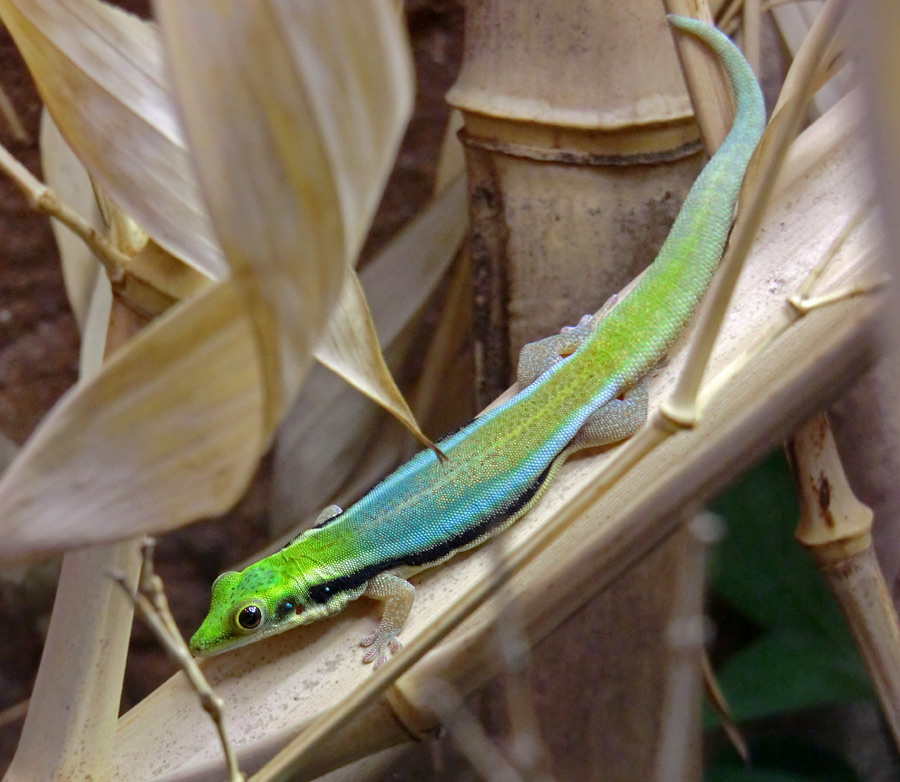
[235,604,265,632]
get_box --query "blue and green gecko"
[190,17,765,668]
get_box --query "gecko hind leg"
[516,296,648,450]
[569,378,649,452]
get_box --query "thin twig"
[654,514,720,782]
[0,139,127,282]
[701,654,749,764]
[424,680,525,782]
[0,81,29,142]
[0,698,29,730]
[112,539,244,782]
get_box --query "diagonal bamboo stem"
[0,139,127,282]
[789,412,900,751]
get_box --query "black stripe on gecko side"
[306,461,554,605]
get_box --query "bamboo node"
[657,401,698,433]
[797,530,872,565]
[384,681,441,741]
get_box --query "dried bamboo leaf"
[0,0,226,278]
[771,0,852,116]
[1,0,424,439]
[0,0,432,562]
[0,432,17,474]
[6,542,141,778]
[111,83,880,782]
[0,281,265,561]
[3,540,142,782]
[273,176,467,530]
[155,1,415,429]
[315,270,437,453]
[38,111,112,376]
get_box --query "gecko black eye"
[236,604,264,631]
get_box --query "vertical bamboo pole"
[446,0,708,775]
[4,299,143,782]
[790,412,900,747]
[447,0,705,404]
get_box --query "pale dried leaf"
[274,175,468,529]
[8,0,433,455]
[0,432,16,474]
[315,271,437,452]
[0,0,226,277]
[38,110,112,375]
[156,1,415,428]
[3,542,140,782]
[0,0,430,562]
[0,281,264,561]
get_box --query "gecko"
[190,16,766,668]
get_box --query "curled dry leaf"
[2,0,424,430]
[6,0,428,441]
[156,0,415,429]
[316,270,439,453]
[274,174,468,530]
[0,0,227,278]
[0,281,264,561]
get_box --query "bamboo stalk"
[655,514,721,782]
[3,298,142,782]
[789,412,900,749]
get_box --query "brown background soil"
[0,0,463,773]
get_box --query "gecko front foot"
[360,572,415,667]
[360,628,402,668]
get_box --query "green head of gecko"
[189,557,314,656]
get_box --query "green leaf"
[712,632,871,723]
[709,452,846,638]
[706,452,872,722]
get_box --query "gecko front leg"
[360,572,415,667]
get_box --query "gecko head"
[189,559,313,657]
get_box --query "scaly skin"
[191,17,766,666]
